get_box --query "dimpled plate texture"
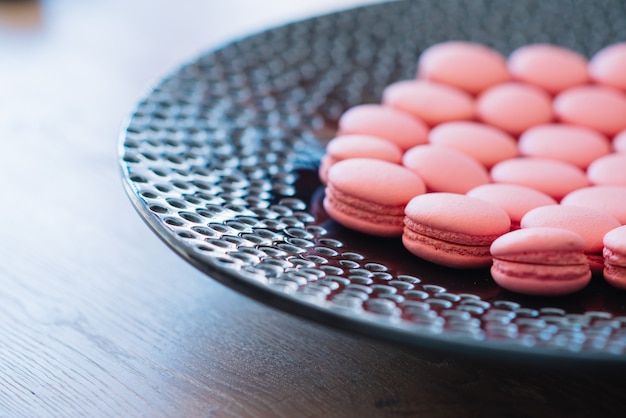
[119,0,626,367]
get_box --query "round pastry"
[603,225,626,290]
[553,85,626,137]
[337,104,429,151]
[613,129,626,153]
[467,183,557,230]
[518,123,611,169]
[416,41,510,94]
[428,121,518,168]
[589,42,626,91]
[586,153,626,186]
[476,82,554,136]
[561,185,626,224]
[490,227,591,296]
[490,157,589,201]
[402,144,490,194]
[318,134,403,184]
[507,43,589,94]
[323,158,426,236]
[382,79,475,126]
[520,204,621,272]
[403,192,511,268]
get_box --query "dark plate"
[119,0,626,369]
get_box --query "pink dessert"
[382,79,475,126]
[561,185,626,225]
[318,134,403,184]
[490,227,591,296]
[589,42,626,91]
[553,85,626,136]
[507,44,589,94]
[490,157,589,201]
[603,225,626,290]
[476,82,554,136]
[613,129,626,153]
[323,158,426,236]
[467,183,557,230]
[402,144,490,193]
[337,104,429,151]
[403,192,511,268]
[428,121,518,168]
[587,153,626,186]
[521,204,621,272]
[417,41,510,94]
[518,123,611,169]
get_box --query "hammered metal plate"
[119,0,626,367]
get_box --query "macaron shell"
[337,104,429,151]
[417,41,510,94]
[467,183,557,228]
[561,185,626,224]
[490,157,589,201]
[603,225,626,255]
[318,154,335,184]
[587,154,626,186]
[520,204,621,253]
[402,145,490,193]
[319,134,403,183]
[326,134,403,162]
[507,44,589,94]
[602,225,626,289]
[327,158,426,205]
[382,79,475,126]
[477,82,554,136]
[428,121,518,168]
[324,158,426,236]
[602,226,626,290]
[490,226,586,256]
[553,85,626,136]
[518,123,611,169]
[589,42,626,91]
[613,129,626,153]
[404,192,511,241]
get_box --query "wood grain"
[1,0,625,416]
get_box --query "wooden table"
[1,0,625,416]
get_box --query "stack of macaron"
[320,40,626,296]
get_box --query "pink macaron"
[586,153,626,186]
[518,123,611,169]
[323,158,426,236]
[402,144,490,193]
[521,204,621,272]
[561,185,626,225]
[476,82,554,136]
[428,121,518,168]
[403,192,511,268]
[490,227,591,296]
[337,104,429,151]
[589,42,626,91]
[417,41,510,94]
[318,134,403,184]
[490,157,589,201]
[603,225,626,290]
[613,129,626,153]
[553,85,626,137]
[507,44,589,94]
[382,79,475,126]
[467,183,557,230]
